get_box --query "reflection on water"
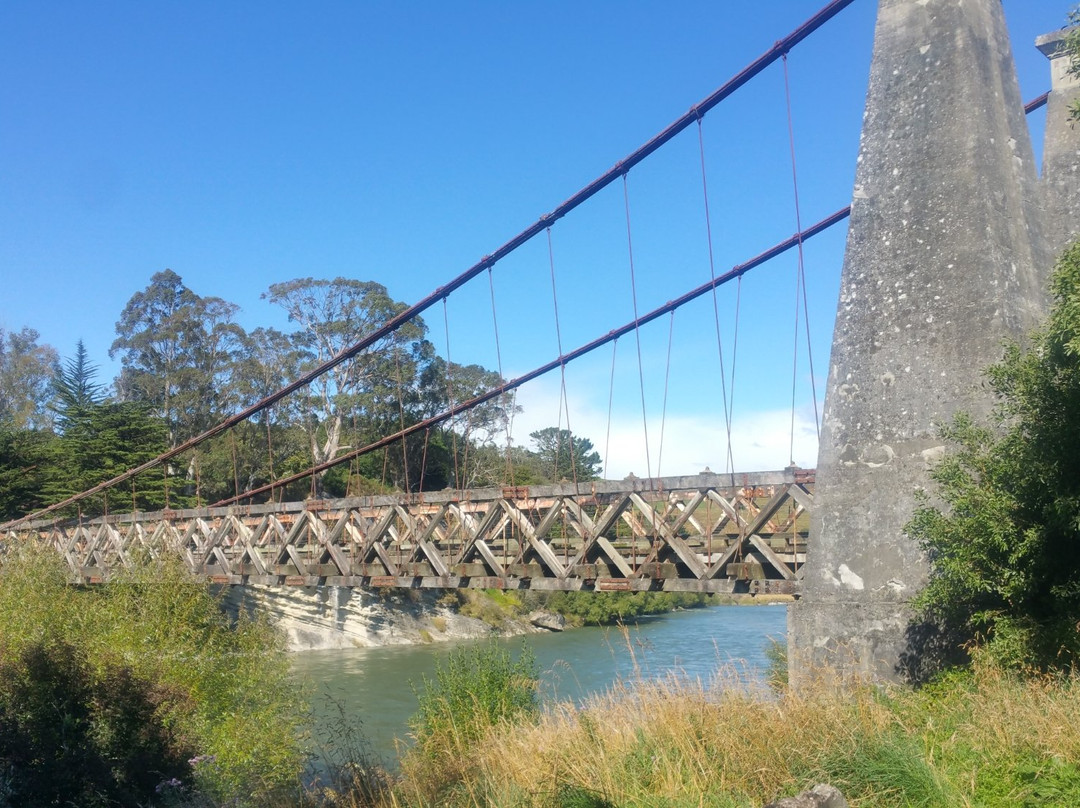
[291,603,787,764]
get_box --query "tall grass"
[362,654,1080,807]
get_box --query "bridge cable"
[790,70,821,445]
[394,348,412,493]
[654,311,677,585]
[486,267,516,486]
[602,338,618,481]
[226,429,242,504]
[546,227,582,565]
[264,405,276,503]
[348,409,361,497]
[194,449,202,507]
[442,297,463,494]
[697,116,737,476]
[622,174,654,488]
[622,173,660,568]
[728,277,743,475]
[656,311,676,480]
[547,228,582,496]
[782,52,819,466]
[420,427,431,494]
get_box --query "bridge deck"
[4,469,813,594]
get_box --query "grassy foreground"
[1,541,1074,806]
[341,654,1080,808]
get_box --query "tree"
[111,270,246,447]
[44,401,170,516]
[906,241,1080,673]
[0,426,57,521]
[0,327,58,431]
[49,339,105,434]
[528,427,602,483]
[417,358,518,488]
[263,278,427,493]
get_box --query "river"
[291,603,788,766]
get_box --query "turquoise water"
[291,603,788,765]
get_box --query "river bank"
[223,583,793,651]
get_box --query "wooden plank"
[748,535,796,580]
[628,492,706,579]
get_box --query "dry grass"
[356,658,1080,808]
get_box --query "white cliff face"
[220,585,536,651]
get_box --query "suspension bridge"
[0,0,1074,680]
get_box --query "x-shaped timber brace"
[4,470,811,596]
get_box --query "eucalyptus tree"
[0,327,58,431]
[263,277,428,492]
[110,270,246,447]
[417,358,518,488]
[205,326,312,501]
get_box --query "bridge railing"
[3,469,813,594]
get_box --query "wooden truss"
[4,469,813,595]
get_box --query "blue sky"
[0,0,1071,478]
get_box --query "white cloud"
[508,376,819,479]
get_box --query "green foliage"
[111,269,246,446]
[764,637,788,692]
[806,729,948,807]
[44,400,172,516]
[1066,7,1080,121]
[0,326,58,431]
[0,545,307,805]
[264,277,431,493]
[0,426,56,521]
[409,640,539,755]
[541,591,708,627]
[49,338,105,432]
[907,242,1080,672]
[528,427,602,483]
[456,588,527,628]
[0,640,194,807]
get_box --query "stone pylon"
[789,0,1051,684]
[1037,27,1080,255]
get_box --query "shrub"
[410,640,539,753]
[906,242,1080,674]
[0,543,308,805]
[0,640,194,807]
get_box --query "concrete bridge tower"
[789,0,1057,682]
[1038,26,1080,255]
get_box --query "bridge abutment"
[790,0,1054,684]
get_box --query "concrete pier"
[789,0,1051,683]
[1037,27,1080,255]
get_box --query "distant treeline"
[0,270,600,521]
